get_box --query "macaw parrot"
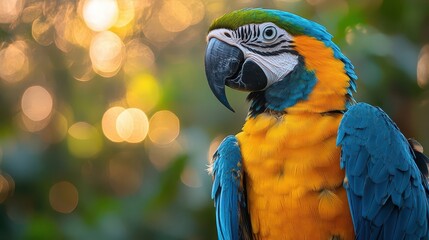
[204,8,429,240]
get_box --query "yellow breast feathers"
[236,112,354,239]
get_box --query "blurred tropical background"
[0,0,428,239]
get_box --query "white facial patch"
[207,23,299,89]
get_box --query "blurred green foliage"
[0,0,428,239]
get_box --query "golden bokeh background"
[0,0,428,238]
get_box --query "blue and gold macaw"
[205,8,429,240]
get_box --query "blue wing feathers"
[337,102,429,239]
[210,135,249,240]
[354,148,369,175]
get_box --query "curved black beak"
[204,38,244,112]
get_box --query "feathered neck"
[248,35,356,117]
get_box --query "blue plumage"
[210,136,249,240]
[265,56,317,111]
[337,103,429,239]
[247,56,317,116]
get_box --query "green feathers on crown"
[209,8,311,36]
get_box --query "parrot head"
[205,8,357,114]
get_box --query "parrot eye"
[262,26,277,41]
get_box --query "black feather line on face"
[252,25,258,41]
[241,45,298,56]
[246,39,290,49]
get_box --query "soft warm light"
[126,73,160,112]
[182,0,205,25]
[148,110,180,145]
[116,108,149,143]
[108,155,142,196]
[205,1,225,21]
[142,14,176,45]
[124,39,155,74]
[71,17,93,48]
[49,181,79,214]
[32,16,54,46]
[0,0,24,23]
[53,4,76,53]
[102,106,126,142]
[114,0,135,28]
[83,0,118,31]
[21,86,53,122]
[90,31,125,77]
[158,0,192,33]
[417,44,429,88]
[68,122,102,158]
[0,41,29,83]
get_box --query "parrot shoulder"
[337,102,429,239]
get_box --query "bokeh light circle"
[124,40,155,74]
[49,181,79,214]
[83,0,118,31]
[0,41,30,83]
[90,31,125,77]
[158,0,192,33]
[68,122,102,158]
[21,86,54,122]
[417,44,429,88]
[114,0,135,28]
[102,106,126,142]
[116,108,149,143]
[148,110,180,145]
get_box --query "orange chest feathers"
[236,112,355,240]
